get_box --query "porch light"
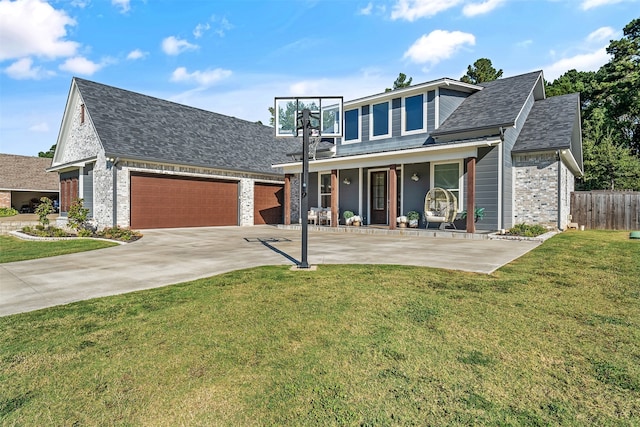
[411,173,420,182]
[343,178,351,185]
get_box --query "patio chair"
[424,187,458,229]
[308,208,319,225]
[318,208,332,226]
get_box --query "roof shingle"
[0,154,58,191]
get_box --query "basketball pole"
[299,108,310,268]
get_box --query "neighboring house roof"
[0,154,58,191]
[431,71,543,137]
[74,78,297,175]
[513,93,580,153]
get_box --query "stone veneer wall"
[558,160,574,230]
[0,191,10,208]
[290,174,301,223]
[513,152,560,229]
[115,161,283,228]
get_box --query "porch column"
[331,169,338,227]
[284,173,292,225]
[466,157,476,233]
[389,164,397,230]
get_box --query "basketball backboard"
[274,97,343,138]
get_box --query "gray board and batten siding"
[336,89,469,157]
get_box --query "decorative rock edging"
[487,230,559,242]
[9,230,130,245]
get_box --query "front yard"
[0,231,638,425]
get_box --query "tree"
[385,73,413,92]
[460,58,503,84]
[545,69,598,113]
[38,144,56,158]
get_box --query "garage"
[254,183,284,225]
[131,174,238,229]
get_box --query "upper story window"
[402,94,425,135]
[344,108,360,143]
[371,101,391,139]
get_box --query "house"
[49,78,298,229]
[0,154,59,212]
[274,71,583,231]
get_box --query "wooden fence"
[570,191,640,230]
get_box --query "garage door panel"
[254,183,284,225]
[131,174,238,229]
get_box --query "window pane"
[320,174,331,208]
[344,109,359,141]
[405,94,423,131]
[434,163,459,190]
[372,102,389,136]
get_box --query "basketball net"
[309,136,321,160]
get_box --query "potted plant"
[396,215,408,228]
[343,210,354,225]
[460,207,485,223]
[406,211,420,228]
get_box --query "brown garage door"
[254,183,284,225]
[131,174,238,229]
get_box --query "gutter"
[559,148,583,177]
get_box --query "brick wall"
[0,191,10,209]
[513,152,560,228]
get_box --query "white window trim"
[401,93,427,136]
[430,160,464,211]
[369,101,392,141]
[343,107,361,144]
[319,172,332,208]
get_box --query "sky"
[0,0,637,157]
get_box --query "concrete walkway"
[0,226,541,316]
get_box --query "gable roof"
[513,93,580,153]
[431,71,543,137]
[73,78,297,175]
[0,154,58,192]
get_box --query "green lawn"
[0,235,118,263]
[1,231,638,425]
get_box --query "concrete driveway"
[0,226,541,316]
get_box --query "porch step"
[276,224,492,240]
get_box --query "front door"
[370,171,387,224]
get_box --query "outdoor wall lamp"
[343,178,351,185]
[411,173,420,182]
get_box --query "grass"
[0,235,118,263]
[1,230,638,425]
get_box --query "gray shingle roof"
[513,93,579,152]
[0,154,58,191]
[74,78,298,175]
[431,71,542,136]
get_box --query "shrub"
[35,197,54,228]
[67,198,90,231]
[21,225,72,238]
[78,229,93,238]
[96,226,142,242]
[343,210,355,220]
[406,211,420,221]
[0,207,18,217]
[509,223,547,237]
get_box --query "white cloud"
[581,0,624,9]
[213,17,233,37]
[543,47,610,80]
[517,39,533,48]
[193,23,210,39]
[403,30,476,65]
[112,0,130,13]
[391,0,462,21]
[462,0,505,17]
[29,122,49,132]
[586,26,616,43]
[170,67,232,86]
[4,57,53,80]
[161,36,198,56]
[59,56,104,75]
[0,0,79,61]
[359,2,373,15]
[127,49,148,60]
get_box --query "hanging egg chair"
[424,187,458,229]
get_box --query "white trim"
[342,107,361,144]
[434,87,440,129]
[369,101,392,140]
[498,143,503,229]
[430,160,464,211]
[401,93,428,136]
[368,167,389,225]
[358,168,363,218]
[275,138,501,173]
[319,171,331,208]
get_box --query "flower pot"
[352,221,361,227]
[409,219,418,228]
[398,222,407,228]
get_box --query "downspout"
[557,150,562,230]
[111,157,120,227]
